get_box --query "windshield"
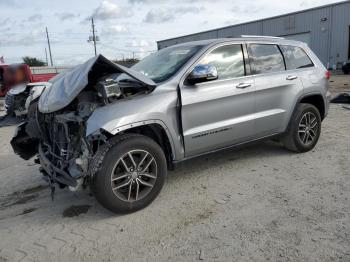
[121,44,203,84]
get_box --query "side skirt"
[172,133,281,168]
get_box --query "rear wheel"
[282,103,321,153]
[92,134,167,213]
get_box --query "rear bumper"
[38,144,77,187]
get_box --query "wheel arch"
[284,92,325,134]
[298,93,326,120]
[99,121,176,170]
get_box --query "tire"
[282,103,321,153]
[91,134,167,214]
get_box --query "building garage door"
[282,32,311,46]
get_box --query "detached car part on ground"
[5,82,50,117]
[342,62,350,74]
[11,38,330,213]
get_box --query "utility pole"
[45,48,48,66]
[46,27,53,66]
[89,18,98,56]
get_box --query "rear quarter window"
[280,45,314,70]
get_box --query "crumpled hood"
[38,54,156,113]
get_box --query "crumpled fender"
[86,88,182,160]
[25,84,49,111]
[86,91,175,136]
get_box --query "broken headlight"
[96,76,121,103]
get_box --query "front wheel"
[91,134,167,214]
[282,103,322,153]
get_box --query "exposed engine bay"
[11,55,156,191]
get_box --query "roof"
[161,37,304,48]
[157,0,349,44]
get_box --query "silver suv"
[11,37,331,213]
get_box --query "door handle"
[286,75,298,80]
[236,83,251,89]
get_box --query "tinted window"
[248,44,285,74]
[125,44,203,83]
[198,44,245,80]
[280,45,314,70]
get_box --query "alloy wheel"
[110,149,157,202]
[298,111,318,145]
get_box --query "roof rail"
[240,35,285,39]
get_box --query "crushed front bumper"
[38,144,77,187]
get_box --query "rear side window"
[280,45,314,70]
[199,44,245,80]
[247,44,285,74]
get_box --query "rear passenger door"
[279,45,316,93]
[246,43,304,137]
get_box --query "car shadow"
[167,140,291,182]
[2,139,294,223]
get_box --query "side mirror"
[187,64,218,84]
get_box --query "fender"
[102,119,177,161]
[297,91,327,118]
[284,91,326,134]
[86,89,184,161]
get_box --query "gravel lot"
[0,76,349,261]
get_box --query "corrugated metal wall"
[330,2,350,67]
[157,1,350,67]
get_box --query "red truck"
[0,63,65,97]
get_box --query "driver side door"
[181,43,256,157]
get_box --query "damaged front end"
[11,54,156,191]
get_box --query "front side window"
[198,44,245,80]
[280,45,314,70]
[247,44,285,74]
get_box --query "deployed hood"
[38,55,156,113]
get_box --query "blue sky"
[0,0,341,66]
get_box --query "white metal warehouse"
[157,1,350,69]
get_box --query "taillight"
[325,71,331,79]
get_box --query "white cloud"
[127,39,150,47]
[1,29,48,46]
[143,9,175,23]
[88,1,132,21]
[144,6,205,23]
[0,18,11,27]
[56,12,80,21]
[22,14,43,23]
[102,25,129,34]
